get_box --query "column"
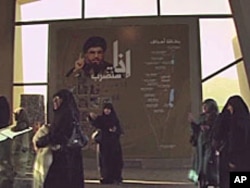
[0,0,16,108]
[229,0,250,89]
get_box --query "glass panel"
[85,0,157,18]
[200,19,244,110]
[161,0,231,15]
[13,85,48,122]
[202,66,240,110]
[14,25,48,83]
[17,0,82,22]
[199,18,237,80]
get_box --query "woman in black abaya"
[213,95,250,188]
[89,103,123,184]
[36,89,84,188]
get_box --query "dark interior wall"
[0,0,15,110]
[48,17,202,158]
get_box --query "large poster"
[49,20,196,158]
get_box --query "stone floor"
[84,168,196,188]
[14,159,196,188]
[14,168,196,188]
[14,157,199,188]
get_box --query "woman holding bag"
[36,89,84,188]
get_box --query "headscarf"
[50,89,79,138]
[102,103,123,133]
[53,89,79,120]
[201,98,219,126]
[202,98,219,114]
[225,95,249,117]
[214,95,250,143]
[102,103,118,120]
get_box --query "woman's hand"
[229,162,236,169]
[89,112,97,120]
[188,113,195,123]
[33,142,38,153]
[200,125,210,131]
[109,126,117,132]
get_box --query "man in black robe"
[72,36,113,78]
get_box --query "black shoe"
[113,180,122,185]
[100,178,113,184]
[113,177,123,185]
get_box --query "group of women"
[188,95,250,188]
[33,89,123,188]
[0,89,123,188]
[3,88,250,188]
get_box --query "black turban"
[83,36,107,53]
